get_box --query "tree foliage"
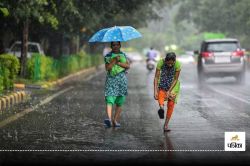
[0,0,170,57]
[175,0,250,39]
[2,0,58,28]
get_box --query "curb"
[1,65,103,111]
[0,91,27,111]
[14,66,100,90]
[42,66,97,88]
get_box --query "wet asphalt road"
[0,61,250,165]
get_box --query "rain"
[0,0,250,165]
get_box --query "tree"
[0,1,9,16]
[1,0,171,69]
[30,0,169,56]
[2,0,58,77]
[175,0,250,47]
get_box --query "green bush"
[39,55,58,80]
[25,52,103,82]
[27,53,58,81]
[45,57,59,80]
[0,75,3,94]
[58,52,92,77]
[58,56,72,76]
[77,51,92,68]
[66,56,79,73]
[0,54,20,91]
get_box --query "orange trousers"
[158,89,175,120]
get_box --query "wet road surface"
[0,62,250,165]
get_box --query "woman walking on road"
[104,41,130,127]
[154,52,181,132]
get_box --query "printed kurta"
[104,52,128,96]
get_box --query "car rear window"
[205,42,239,52]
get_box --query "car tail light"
[201,52,214,58]
[231,50,244,57]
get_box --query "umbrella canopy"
[88,26,142,42]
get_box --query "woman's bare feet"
[163,119,171,132]
[112,120,121,127]
[163,127,171,132]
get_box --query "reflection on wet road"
[0,62,250,165]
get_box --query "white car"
[177,54,195,64]
[7,41,44,58]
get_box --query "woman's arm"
[154,69,160,100]
[105,57,118,71]
[117,61,130,69]
[106,55,130,71]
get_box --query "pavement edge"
[0,91,27,111]
[1,65,102,111]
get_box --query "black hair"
[165,52,176,61]
[111,41,121,47]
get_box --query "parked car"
[7,41,44,59]
[195,38,246,83]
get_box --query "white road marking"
[180,84,195,89]
[209,87,250,105]
[0,86,74,128]
[83,69,104,82]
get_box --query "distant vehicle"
[195,38,246,83]
[126,51,143,62]
[154,50,162,61]
[7,41,44,59]
[177,54,195,64]
[146,59,156,71]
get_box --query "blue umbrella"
[88,26,142,42]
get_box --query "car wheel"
[197,64,206,84]
[198,71,207,84]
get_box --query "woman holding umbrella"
[103,41,130,127]
[88,26,142,127]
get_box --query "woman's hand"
[106,57,118,71]
[110,56,120,64]
[110,57,117,64]
[115,56,120,62]
[168,92,176,101]
[165,90,170,99]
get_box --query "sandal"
[163,128,171,132]
[104,119,112,127]
[158,108,164,119]
[113,121,121,127]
